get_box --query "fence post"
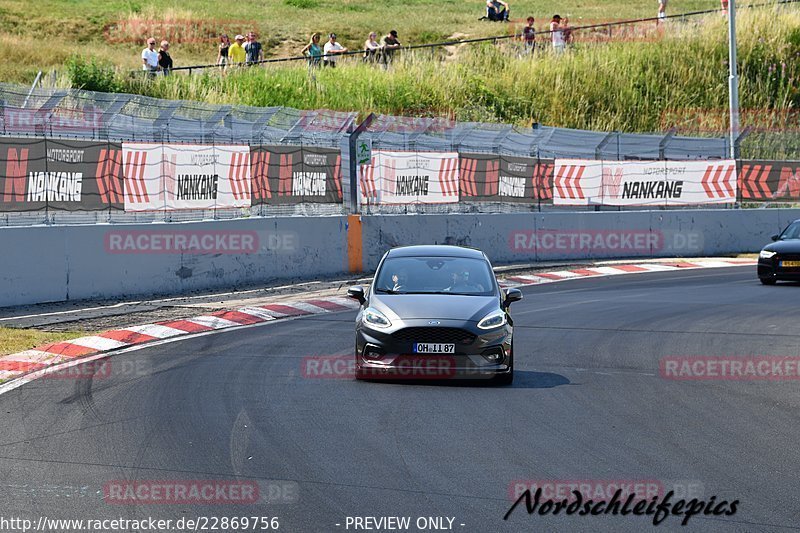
[595,131,617,160]
[348,113,375,214]
[733,126,752,160]
[658,128,677,160]
[732,126,752,206]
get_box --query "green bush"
[65,55,122,93]
[284,0,320,9]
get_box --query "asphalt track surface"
[1,266,799,533]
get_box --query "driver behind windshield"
[445,269,485,293]
[390,270,408,291]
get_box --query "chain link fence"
[355,114,730,214]
[0,83,742,225]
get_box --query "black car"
[758,219,800,285]
[347,245,521,385]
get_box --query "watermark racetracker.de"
[30,359,154,381]
[660,356,800,381]
[301,354,460,380]
[508,229,703,258]
[103,480,299,505]
[104,230,298,255]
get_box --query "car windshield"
[779,221,800,240]
[374,256,495,296]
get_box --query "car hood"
[763,239,800,253]
[369,293,500,322]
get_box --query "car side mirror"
[347,285,366,304]
[772,234,780,241]
[504,288,522,307]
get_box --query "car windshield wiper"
[374,288,402,294]
[403,291,481,296]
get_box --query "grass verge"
[0,327,96,356]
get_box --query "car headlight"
[363,307,391,328]
[477,310,507,330]
[760,250,777,259]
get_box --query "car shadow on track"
[512,370,570,389]
[358,370,570,389]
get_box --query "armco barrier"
[358,209,800,270]
[2,209,800,307]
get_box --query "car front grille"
[392,327,476,345]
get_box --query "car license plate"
[414,343,455,354]
[780,260,800,267]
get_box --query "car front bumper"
[758,258,800,281]
[355,319,512,381]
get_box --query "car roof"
[385,245,486,259]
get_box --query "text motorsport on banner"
[359,151,460,205]
[122,143,251,212]
[554,159,737,207]
[0,137,124,212]
[459,153,554,203]
[250,145,343,205]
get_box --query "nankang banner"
[0,137,124,212]
[250,146,342,205]
[122,143,251,211]
[553,159,737,206]
[359,150,459,204]
[459,153,554,203]
[739,160,800,201]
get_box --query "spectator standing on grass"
[562,16,574,46]
[364,32,381,62]
[245,32,264,65]
[550,15,566,53]
[141,37,159,75]
[323,33,347,67]
[721,0,728,14]
[301,32,323,68]
[229,35,247,64]
[380,30,401,65]
[658,0,668,21]
[485,0,510,21]
[521,16,536,54]
[158,41,173,75]
[217,34,231,69]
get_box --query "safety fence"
[0,84,797,225]
[3,134,797,215]
[0,138,343,213]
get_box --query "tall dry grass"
[62,5,800,154]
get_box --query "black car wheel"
[760,277,777,285]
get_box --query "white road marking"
[67,336,129,351]
[124,324,187,339]
[186,316,242,330]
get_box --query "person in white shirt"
[364,32,380,62]
[550,15,565,53]
[141,37,159,74]
[323,33,348,67]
